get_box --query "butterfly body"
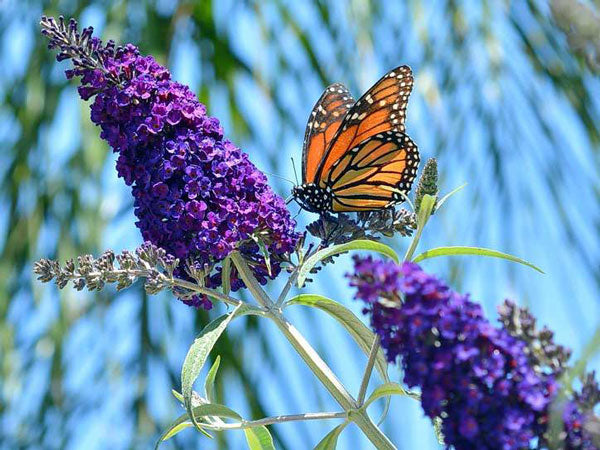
[291,183,333,213]
[293,65,420,214]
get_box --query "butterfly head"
[291,183,333,214]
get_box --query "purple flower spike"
[349,257,561,449]
[41,16,300,308]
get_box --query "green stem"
[198,411,347,431]
[230,252,396,450]
[357,195,438,415]
[357,335,380,406]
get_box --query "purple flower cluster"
[42,17,300,308]
[349,257,560,449]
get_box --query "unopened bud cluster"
[34,242,178,295]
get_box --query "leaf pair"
[157,304,276,449]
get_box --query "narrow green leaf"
[222,256,231,295]
[404,194,437,261]
[244,425,276,450]
[435,182,467,210]
[182,304,247,431]
[171,389,184,404]
[155,403,244,448]
[412,246,544,273]
[417,194,436,227]
[362,382,414,409]
[314,422,349,450]
[155,420,195,448]
[189,403,243,421]
[204,355,221,404]
[287,295,388,383]
[297,240,399,287]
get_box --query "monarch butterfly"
[292,65,420,213]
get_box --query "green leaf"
[362,382,415,409]
[171,389,184,404]
[287,295,388,383]
[412,246,544,273]
[222,256,231,295]
[435,183,467,210]
[155,420,196,448]
[204,355,220,404]
[155,403,244,448]
[297,240,399,287]
[313,422,349,450]
[189,403,243,421]
[244,426,276,450]
[182,304,247,431]
[404,194,437,261]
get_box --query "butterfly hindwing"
[302,83,355,184]
[315,65,414,187]
[327,131,420,213]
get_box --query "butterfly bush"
[37,15,600,450]
[41,17,300,308]
[348,257,599,449]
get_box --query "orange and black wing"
[326,131,419,212]
[302,83,355,184]
[314,65,414,187]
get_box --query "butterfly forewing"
[302,83,355,183]
[315,65,414,187]
[327,131,420,213]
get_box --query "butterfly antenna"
[290,157,299,185]
[264,171,295,186]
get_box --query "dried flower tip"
[306,208,416,249]
[498,299,572,376]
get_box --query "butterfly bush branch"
[33,243,246,308]
[193,411,348,431]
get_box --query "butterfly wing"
[314,65,414,187]
[326,131,419,212]
[302,83,355,184]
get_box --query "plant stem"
[230,252,396,450]
[357,335,381,406]
[198,411,347,431]
[275,267,299,307]
[358,195,438,412]
[169,277,253,310]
